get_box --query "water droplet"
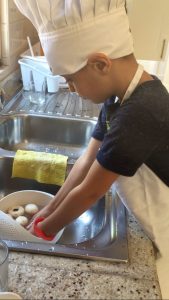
[49,246,55,252]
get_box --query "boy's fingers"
[26,219,35,230]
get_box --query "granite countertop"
[8,213,161,300]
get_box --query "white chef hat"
[14,0,134,75]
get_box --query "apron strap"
[121,64,144,105]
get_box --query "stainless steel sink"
[0,94,128,262]
[0,114,96,159]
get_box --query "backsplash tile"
[8,0,24,23]
[0,0,38,80]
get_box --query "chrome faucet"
[0,88,5,109]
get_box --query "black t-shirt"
[92,78,169,187]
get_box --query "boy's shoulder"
[130,77,169,104]
[103,77,169,127]
[104,77,169,108]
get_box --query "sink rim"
[0,111,98,122]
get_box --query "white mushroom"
[25,204,39,215]
[16,216,29,227]
[8,206,25,218]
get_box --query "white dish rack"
[19,42,68,93]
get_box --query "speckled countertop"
[8,213,161,300]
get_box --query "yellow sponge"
[12,150,68,186]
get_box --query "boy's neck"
[110,55,154,101]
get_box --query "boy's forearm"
[39,160,118,236]
[40,185,97,235]
[48,154,93,210]
[48,138,101,210]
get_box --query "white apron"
[114,165,169,299]
[116,64,169,299]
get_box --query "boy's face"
[63,54,114,103]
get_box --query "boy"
[14,0,169,257]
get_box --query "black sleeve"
[96,101,164,176]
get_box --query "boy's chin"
[90,97,107,104]
[81,95,106,104]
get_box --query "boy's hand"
[26,204,53,231]
[28,223,35,235]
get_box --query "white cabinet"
[127,0,169,60]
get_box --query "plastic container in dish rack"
[18,58,67,93]
[19,42,68,93]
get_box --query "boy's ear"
[87,53,112,74]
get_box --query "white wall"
[162,43,169,91]
[139,41,169,92]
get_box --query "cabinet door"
[127,0,169,60]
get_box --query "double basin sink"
[0,92,128,262]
